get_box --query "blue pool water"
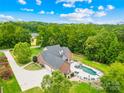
[76,65,97,75]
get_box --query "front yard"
[24,63,42,70]
[10,47,42,67]
[0,75,43,93]
[0,76,21,93]
[31,47,43,57]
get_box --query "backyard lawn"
[24,63,42,70]
[73,54,110,74]
[70,82,105,93]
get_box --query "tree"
[41,71,72,93]
[0,23,31,49]
[13,42,31,64]
[32,56,37,62]
[117,51,124,63]
[84,30,120,64]
[101,62,124,93]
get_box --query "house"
[37,45,73,74]
[31,33,39,46]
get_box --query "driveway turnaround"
[2,50,51,92]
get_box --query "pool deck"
[70,61,103,82]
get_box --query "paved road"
[1,50,51,92]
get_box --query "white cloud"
[61,8,94,18]
[0,14,24,22]
[21,8,34,12]
[18,0,26,5]
[63,3,75,8]
[36,0,42,5]
[90,6,94,9]
[47,11,55,15]
[0,14,14,21]
[56,0,92,3]
[95,11,106,17]
[60,8,94,23]
[98,5,104,10]
[39,10,45,14]
[88,0,92,3]
[39,11,54,15]
[107,5,115,10]
[60,7,109,23]
[56,0,92,8]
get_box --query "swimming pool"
[75,64,97,75]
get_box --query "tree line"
[0,22,124,64]
[38,23,124,64]
[0,22,31,49]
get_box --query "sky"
[0,0,124,24]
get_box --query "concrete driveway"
[1,50,51,92]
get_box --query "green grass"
[0,75,43,93]
[70,82,105,93]
[0,52,5,57]
[10,51,24,66]
[23,87,43,93]
[73,54,110,74]
[10,47,42,66]
[0,76,21,93]
[24,63,42,70]
[31,48,43,57]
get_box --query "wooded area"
[0,21,124,64]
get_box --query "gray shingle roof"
[42,45,70,69]
[42,51,64,69]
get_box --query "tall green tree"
[84,30,120,64]
[41,71,72,93]
[117,51,124,63]
[101,62,124,93]
[13,42,31,64]
[0,23,31,49]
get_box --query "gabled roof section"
[42,45,71,69]
[42,51,64,69]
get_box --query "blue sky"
[0,0,124,24]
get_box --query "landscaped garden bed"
[10,47,42,67]
[24,63,42,70]
[0,52,13,80]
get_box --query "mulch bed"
[0,56,13,80]
[0,56,8,63]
